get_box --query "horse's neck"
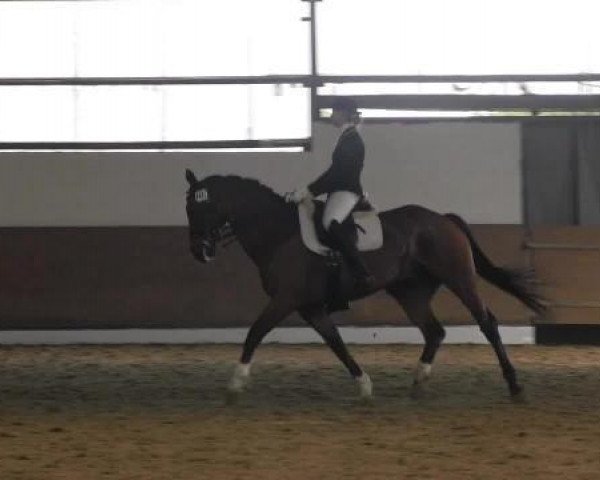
[224,190,296,266]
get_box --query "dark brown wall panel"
[0,227,269,329]
[529,226,600,325]
[0,225,541,329]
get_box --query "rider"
[288,96,375,289]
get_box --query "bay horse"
[185,170,545,401]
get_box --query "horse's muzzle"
[190,239,216,263]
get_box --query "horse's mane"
[203,175,298,248]
[204,175,290,209]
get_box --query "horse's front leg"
[227,297,295,397]
[299,305,372,400]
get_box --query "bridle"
[189,219,236,258]
[187,184,236,260]
[213,221,236,248]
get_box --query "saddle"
[297,196,383,256]
[296,197,383,313]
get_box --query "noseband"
[192,221,236,252]
[214,222,236,248]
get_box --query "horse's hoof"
[357,396,374,408]
[356,373,373,400]
[510,386,527,404]
[359,394,374,407]
[413,362,432,385]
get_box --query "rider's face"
[330,108,349,127]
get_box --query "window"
[0,0,310,147]
[318,0,600,76]
[317,0,600,119]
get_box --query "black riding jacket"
[308,126,365,197]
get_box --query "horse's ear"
[185,169,198,186]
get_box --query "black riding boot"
[328,220,376,290]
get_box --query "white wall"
[359,122,522,223]
[0,122,522,226]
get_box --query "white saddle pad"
[298,199,383,256]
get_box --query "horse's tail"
[445,213,546,315]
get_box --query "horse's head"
[185,169,232,263]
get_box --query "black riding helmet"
[331,96,358,114]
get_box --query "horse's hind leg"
[228,297,294,396]
[483,308,523,397]
[450,281,523,397]
[299,305,372,399]
[420,223,522,398]
[386,279,445,391]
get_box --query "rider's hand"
[285,187,311,203]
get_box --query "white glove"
[285,186,311,204]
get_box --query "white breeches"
[322,191,360,230]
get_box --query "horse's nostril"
[190,239,216,264]
[205,243,216,257]
[190,241,206,260]
[190,248,203,262]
